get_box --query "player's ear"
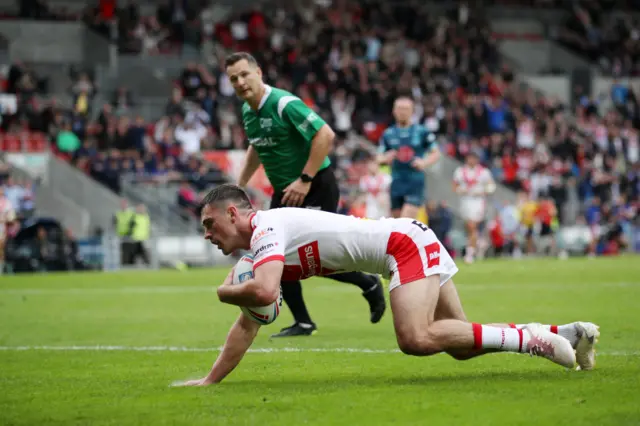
[227,205,238,223]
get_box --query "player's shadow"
[225,369,569,390]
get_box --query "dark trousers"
[122,241,150,265]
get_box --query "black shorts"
[270,167,340,213]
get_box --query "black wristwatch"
[300,173,314,183]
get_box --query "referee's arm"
[238,145,261,188]
[302,124,335,178]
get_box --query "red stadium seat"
[2,134,21,152]
[27,133,48,152]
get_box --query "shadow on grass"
[214,368,576,391]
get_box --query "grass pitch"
[1,256,639,425]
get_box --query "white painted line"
[0,346,637,356]
[0,286,215,295]
[0,282,637,295]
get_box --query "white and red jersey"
[622,128,639,163]
[0,197,15,239]
[248,208,458,292]
[517,118,535,149]
[359,173,391,219]
[453,165,494,223]
[453,165,494,200]
[594,124,608,151]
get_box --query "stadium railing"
[119,178,200,236]
[1,151,90,237]
[46,153,122,234]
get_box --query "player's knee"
[396,331,440,356]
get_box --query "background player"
[359,157,391,219]
[377,97,441,219]
[453,152,496,264]
[175,184,599,386]
[226,52,385,338]
[0,187,16,274]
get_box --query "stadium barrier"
[77,234,236,271]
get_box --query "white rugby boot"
[574,322,600,371]
[523,323,576,369]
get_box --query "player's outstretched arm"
[217,260,284,307]
[175,313,260,386]
[238,146,261,188]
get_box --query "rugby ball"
[231,254,282,325]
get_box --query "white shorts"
[385,220,459,292]
[460,198,486,223]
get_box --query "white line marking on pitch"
[0,346,637,356]
[0,282,637,295]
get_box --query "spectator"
[174,114,208,156]
[56,122,81,153]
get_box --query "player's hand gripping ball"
[232,254,282,325]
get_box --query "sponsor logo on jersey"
[249,137,277,147]
[281,241,337,281]
[425,242,440,268]
[298,112,319,133]
[396,145,415,163]
[298,241,320,277]
[306,112,319,123]
[260,118,273,129]
[251,227,274,245]
[255,243,275,257]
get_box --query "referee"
[226,51,386,337]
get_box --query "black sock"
[328,271,378,292]
[281,280,313,325]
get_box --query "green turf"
[1,256,639,425]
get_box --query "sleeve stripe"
[253,255,286,270]
[277,96,300,119]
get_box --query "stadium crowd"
[0,0,638,258]
[555,1,640,76]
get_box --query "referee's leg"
[270,168,386,338]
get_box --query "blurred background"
[0,0,638,273]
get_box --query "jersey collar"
[257,85,272,110]
[249,212,257,231]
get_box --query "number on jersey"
[412,220,428,232]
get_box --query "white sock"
[513,323,578,347]
[472,324,528,353]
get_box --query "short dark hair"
[200,184,253,211]
[224,52,259,68]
